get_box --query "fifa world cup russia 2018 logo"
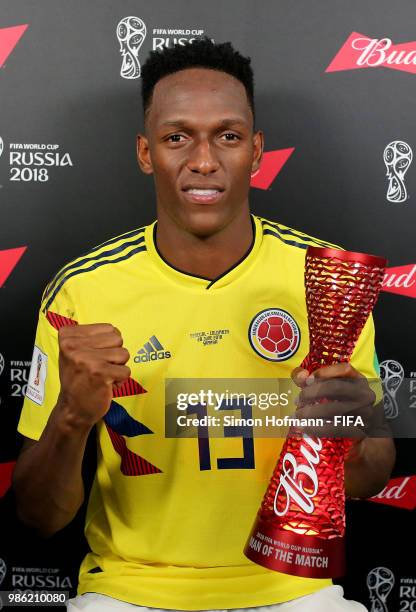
[34,353,42,386]
[380,359,404,420]
[0,558,6,586]
[384,140,413,203]
[0,557,5,610]
[367,567,395,612]
[117,16,147,79]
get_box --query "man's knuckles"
[298,377,371,405]
[59,326,124,349]
[74,360,131,385]
[114,347,130,364]
[62,346,130,371]
[113,364,131,382]
[314,363,358,379]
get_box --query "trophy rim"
[306,246,387,268]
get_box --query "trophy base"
[244,516,345,578]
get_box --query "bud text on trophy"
[244,246,386,578]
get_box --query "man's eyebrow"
[159,118,248,129]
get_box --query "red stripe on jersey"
[105,424,162,476]
[46,310,78,330]
[112,378,147,397]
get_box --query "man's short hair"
[141,37,255,119]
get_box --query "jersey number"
[186,400,255,471]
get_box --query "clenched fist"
[56,323,131,428]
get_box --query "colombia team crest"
[249,308,300,361]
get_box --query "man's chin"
[178,207,231,238]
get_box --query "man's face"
[137,67,263,237]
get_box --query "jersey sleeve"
[17,285,74,441]
[349,313,383,404]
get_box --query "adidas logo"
[134,335,171,363]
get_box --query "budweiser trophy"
[244,246,386,578]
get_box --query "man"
[13,39,395,611]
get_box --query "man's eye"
[222,133,240,141]
[167,134,184,142]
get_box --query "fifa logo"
[0,559,6,586]
[380,359,404,420]
[117,16,147,79]
[384,141,413,203]
[367,567,395,612]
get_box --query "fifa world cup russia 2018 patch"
[249,308,300,361]
[26,345,48,405]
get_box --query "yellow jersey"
[18,215,379,609]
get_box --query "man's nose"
[187,140,220,174]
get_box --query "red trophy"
[244,246,386,578]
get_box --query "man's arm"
[13,323,130,537]
[13,411,91,538]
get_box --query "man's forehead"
[148,67,251,124]
[154,66,243,88]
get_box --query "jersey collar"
[145,214,263,290]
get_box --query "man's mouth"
[182,187,225,204]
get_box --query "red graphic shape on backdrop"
[0,461,16,497]
[367,476,416,510]
[326,31,416,74]
[0,246,26,287]
[0,24,28,68]
[105,424,162,476]
[250,149,295,190]
[381,264,416,299]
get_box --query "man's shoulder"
[257,215,342,252]
[40,223,153,313]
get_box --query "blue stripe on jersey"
[83,226,146,254]
[262,220,339,249]
[104,401,153,437]
[263,228,308,249]
[43,234,145,304]
[43,245,147,312]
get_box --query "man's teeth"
[187,189,219,195]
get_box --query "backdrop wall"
[0,2,415,610]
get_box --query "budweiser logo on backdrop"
[0,462,15,498]
[250,149,295,190]
[0,246,26,288]
[368,476,416,510]
[326,32,416,74]
[0,24,28,68]
[381,264,416,298]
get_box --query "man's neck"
[155,209,254,281]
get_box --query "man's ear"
[136,134,153,175]
[251,130,264,174]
